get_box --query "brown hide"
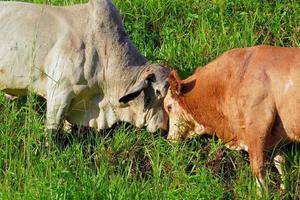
[166,45,300,189]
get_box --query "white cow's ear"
[119,74,154,104]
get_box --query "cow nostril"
[167,105,172,112]
[156,89,161,96]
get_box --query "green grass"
[1,0,300,199]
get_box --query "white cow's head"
[119,64,170,132]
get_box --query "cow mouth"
[167,135,179,143]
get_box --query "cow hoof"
[63,121,73,132]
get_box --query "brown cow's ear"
[168,70,182,96]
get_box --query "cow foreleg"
[243,91,276,196]
[245,114,275,196]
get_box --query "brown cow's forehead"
[164,90,174,109]
[164,90,185,117]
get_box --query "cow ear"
[168,70,182,95]
[119,74,154,104]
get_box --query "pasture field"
[0,0,300,199]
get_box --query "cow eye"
[156,89,161,96]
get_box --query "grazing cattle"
[0,0,170,133]
[164,45,300,191]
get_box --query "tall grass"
[0,0,300,199]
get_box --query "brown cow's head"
[164,70,206,141]
[119,64,170,132]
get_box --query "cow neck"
[83,2,148,95]
[86,30,147,70]
[87,0,147,71]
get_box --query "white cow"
[0,0,170,133]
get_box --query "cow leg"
[245,106,276,195]
[240,78,277,195]
[273,154,286,191]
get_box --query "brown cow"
[164,45,300,192]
